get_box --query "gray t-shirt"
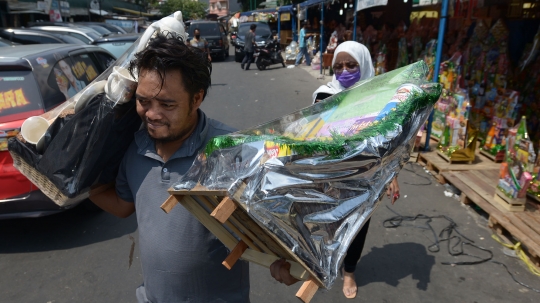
[116,110,249,303]
[244,31,255,53]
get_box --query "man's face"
[135,69,203,143]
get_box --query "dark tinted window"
[46,53,98,104]
[12,34,44,44]
[238,24,271,38]
[58,35,86,44]
[92,51,116,70]
[40,36,61,44]
[0,71,44,123]
[189,23,220,36]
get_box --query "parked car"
[0,37,18,47]
[233,22,273,62]
[92,33,140,59]
[77,22,127,34]
[187,20,229,60]
[28,26,102,44]
[28,21,127,35]
[0,28,85,45]
[0,44,116,219]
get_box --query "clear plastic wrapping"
[173,61,442,288]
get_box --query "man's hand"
[386,178,400,205]
[270,259,299,286]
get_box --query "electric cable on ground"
[383,206,540,293]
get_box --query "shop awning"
[299,0,327,9]
[89,9,109,16]
[240,8,278,17]
[278,5,294,13]
[113,7,157,17]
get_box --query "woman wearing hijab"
[312,41,400,299]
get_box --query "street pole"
[423,0,449,151]
[320,3,323,75]
[353,0,357,41]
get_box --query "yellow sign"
[72,61,98,82]
[280,13,290,22]
[0,88,30,113]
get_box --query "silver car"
[29,26,102,44]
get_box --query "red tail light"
[232,35,236,39]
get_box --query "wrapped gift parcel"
[172,61,442,288]
[7,12,188,206]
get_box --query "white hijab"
[312,41,375,103]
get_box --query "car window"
[0,71,44,123]
[189,23,220,36]
[44,53,98,109]
[238,24,271,38]
[92,51,116,70]
[58,35,86,44]
[87,25,110,36]
[95,41,134,59]
[40,36,61,44]
[67,32,91,44]
[12,34,43,44]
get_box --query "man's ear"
[192,89,204,111]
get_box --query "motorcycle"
[255,38,286,70]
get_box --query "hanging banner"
[356,0,388,11]
[49,0,63,22]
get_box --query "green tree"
[160,0,208,20]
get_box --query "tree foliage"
[160,0,207,20]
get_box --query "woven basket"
[9,150,89,207]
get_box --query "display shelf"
[442,170,540,268]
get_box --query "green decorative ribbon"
[205,87,442,158]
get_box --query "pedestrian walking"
[295,21,312,66]
[312,41,401,299]
[241,24,257,70]
[189,28,212,62]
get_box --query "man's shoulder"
[206,118,237,137]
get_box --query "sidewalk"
[286,61,329,85]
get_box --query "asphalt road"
[1,50,539,303]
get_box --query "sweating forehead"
[334,52,356,64]
[137,69,186,97]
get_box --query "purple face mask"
[336,69,361,88]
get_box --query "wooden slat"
[231,188,324,287]
[211,197,238,223]
[194,196,263,253]
[240,249,309,281]
[222,240,248,270]
[442,171,540,260]
[205,195,286,257]
[493,194,526,212]
[441,172,504,217]
[295,278,319,303]
[168,184,228,196]
[160,195,180,213]
[178,195,238,250]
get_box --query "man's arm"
[90,187,135,218]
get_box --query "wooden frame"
[160,184,323,302]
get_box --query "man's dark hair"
[128,32,211,102]
[250,24,257,31]
[194,28,200,33]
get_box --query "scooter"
[255,38,286,70]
